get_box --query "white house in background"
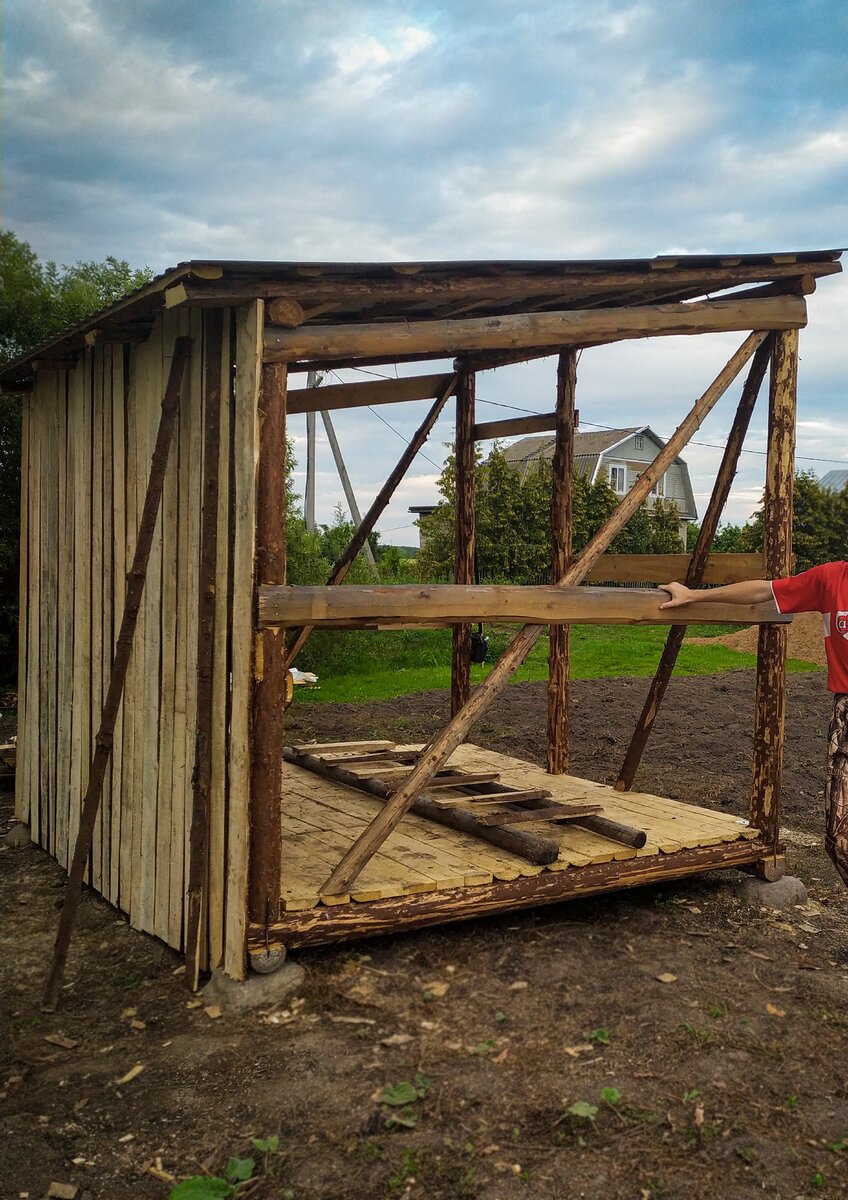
[502,426,697,546]
[820,468,848,493]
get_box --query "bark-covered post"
[750,329,797,856]
[547,350,576,773]
[451,365,476,716]
[248,362,288,928]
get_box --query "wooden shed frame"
[2,249,842,980]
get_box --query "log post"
[320,332,770,895]
[750,330,797,848]
[285,374,457,667]
[452,366,475,716]
[615,337,772,790]
[185,312,224,988]
[42,336,192,1011]
[248,362,288,928]
[547,350,576,773]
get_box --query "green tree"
[0,230,152,678]
[740,470,847,572]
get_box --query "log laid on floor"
[260,583,786,629]
[319,331,769,895]
[283,747,561,868]
[478,804,603,826]
[263,295,807,363]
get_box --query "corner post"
[750,330,797,848]
[547,350,576,773]
[451,365,476,716]
[248,362,288,927]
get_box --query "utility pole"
[321,410,379,577]
[304,370,320,532]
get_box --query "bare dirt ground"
[4,670,848,1200]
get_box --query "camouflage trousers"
[825,694,848,886]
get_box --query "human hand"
[658,581,694,609]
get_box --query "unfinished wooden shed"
[2,250,842,981]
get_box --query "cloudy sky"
[4,0,848,542]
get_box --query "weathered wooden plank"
[27,383,43,844]
[109,346,126,905]
[264,296,807,363]
[120,343,138,912]
[100,349,115,900]
[750,330,797,848]
[90,351,104,890]
[69,359,91,869]
[208,307,232,968]
[547,350,576,774]
[474,412,558,441]
[187,307,225,986]
[247,359,287,931]
[224,301,263,980]
[451,367,475,716]
[287,371,456,415]
[155,311,180,943]
[14,392,30,824]
[582,551,766,585]
[54,372,71,866]
[260,583,785,628]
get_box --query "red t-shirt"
[771,561,848,694]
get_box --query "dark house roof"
[1,249,843,388]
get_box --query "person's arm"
[659,579,775,609]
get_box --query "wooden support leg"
[42,337,192,1011]
[285,373,458,667]
[547,350,576,773]
[615,337,772,790]
[185,313,224,988]
[320,332,769,895]
[249,363,288,931]
[452,366,475,716]
[750,330,797,847]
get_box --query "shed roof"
[1,249,843,388]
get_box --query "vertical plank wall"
[15,305,259,977]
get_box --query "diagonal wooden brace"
[320,330,771,894]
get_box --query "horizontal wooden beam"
[582,552,766,585]
[263,296,807,364]
[287,372,456,415]
[167,261,840,310]
[251,838,778,950]
[259,583,786,629]
[474,412,558,440]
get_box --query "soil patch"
[690,611,828,667]
[3,671,848,1200]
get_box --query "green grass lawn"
[295,623,823,704]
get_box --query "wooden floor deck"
[279,743,760,911]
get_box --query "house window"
[652,474,666,498]
[635,435,644,449]
[608,464,626,493]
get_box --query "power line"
[475,397,848,466]
[367,405,442,471]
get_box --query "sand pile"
[689,609,827,665]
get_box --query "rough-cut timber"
[255,839,779,951]
[750,330,798,848]
[474,412,558,441]
[548,351,576,774]
[287,372,456,415]
[285,374,458,667]
[249,362,288,929]
[320,332,769,894]
[185,313,224,988]
[263,296,806,363]
[260,583,785,628]
[615,337,772,791]
[43,337,192,1011]
[582,552,765,585]
[452,367,476,716]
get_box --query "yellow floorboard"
[280,741,760,910]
